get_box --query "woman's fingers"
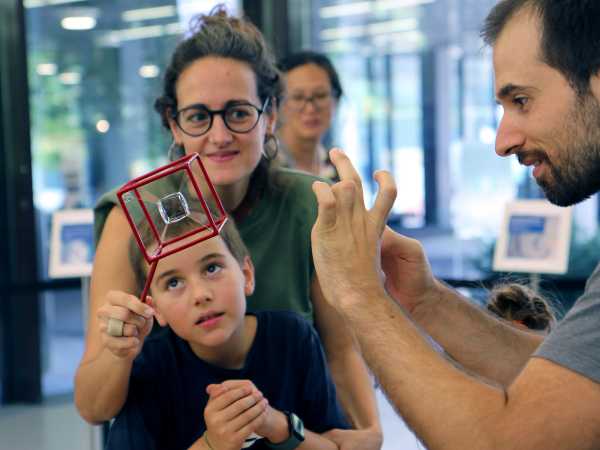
[98,291,154,334]
[106,290,154,319]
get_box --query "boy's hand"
[97,290,154,360]
[253,407,289,445]
[204,380,268,450]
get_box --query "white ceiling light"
[59,71,81,85]
[61,16,96,30]
[24,0,86,8]
[320,0,435,18]
[98,22,182,46]
[320,2,371,18]
[122,5,176,22]
[36,63,57,76]
[320,18,418,41]
[96,119,110,133]
[139,64,160,78]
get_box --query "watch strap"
[265,411,305,450]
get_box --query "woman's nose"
[207,115,233,147]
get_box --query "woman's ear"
[265,99,278,135]
[167,109,183,146]
[241,256,255,296]
[146,296,167,327]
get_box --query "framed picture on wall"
[493,200,572,275]
[48,209,94,278]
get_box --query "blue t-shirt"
[105,311,348,450]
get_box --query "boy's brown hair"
[129,215,249,295]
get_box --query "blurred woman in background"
[278,51,343,180]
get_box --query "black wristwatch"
[266,411,305,450]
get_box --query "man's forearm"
[409,280,543,386]
[343,291,508,449]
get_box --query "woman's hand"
[97,290,154,360]
[204,380,268,450]
[323,428,382,450]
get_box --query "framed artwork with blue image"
[493,200,572,275]
[49,209,94,278]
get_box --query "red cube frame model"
[117,152,227,303]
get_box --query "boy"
[105,217,348,450]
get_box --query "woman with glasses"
[278,51,343,180]
[74,8,382,450]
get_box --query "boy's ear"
[242,256,255,296]
[146,296,167,327]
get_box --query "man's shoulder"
[584,262,600,291]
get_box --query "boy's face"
[149,235,254,353]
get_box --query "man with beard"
[309,1,600,449]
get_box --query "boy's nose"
[191,281,213,304]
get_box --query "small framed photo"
[48,209,94,278]
[493,200,572,275]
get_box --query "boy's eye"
[205,263,223,275]
[166,278,183,290]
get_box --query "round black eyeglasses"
[172,98,270,137]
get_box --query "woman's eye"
[187,110,210,123]
[290,94,306,103]
[227,107,251,121]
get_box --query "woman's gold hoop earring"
[168,141,185,161]
[263,134,279,161]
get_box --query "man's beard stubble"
[536,93,600,207]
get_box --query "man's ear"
[146,296,167,327]
[241,256,255,296]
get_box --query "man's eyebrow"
[496,83,524,101]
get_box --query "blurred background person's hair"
[486,282,557,332]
